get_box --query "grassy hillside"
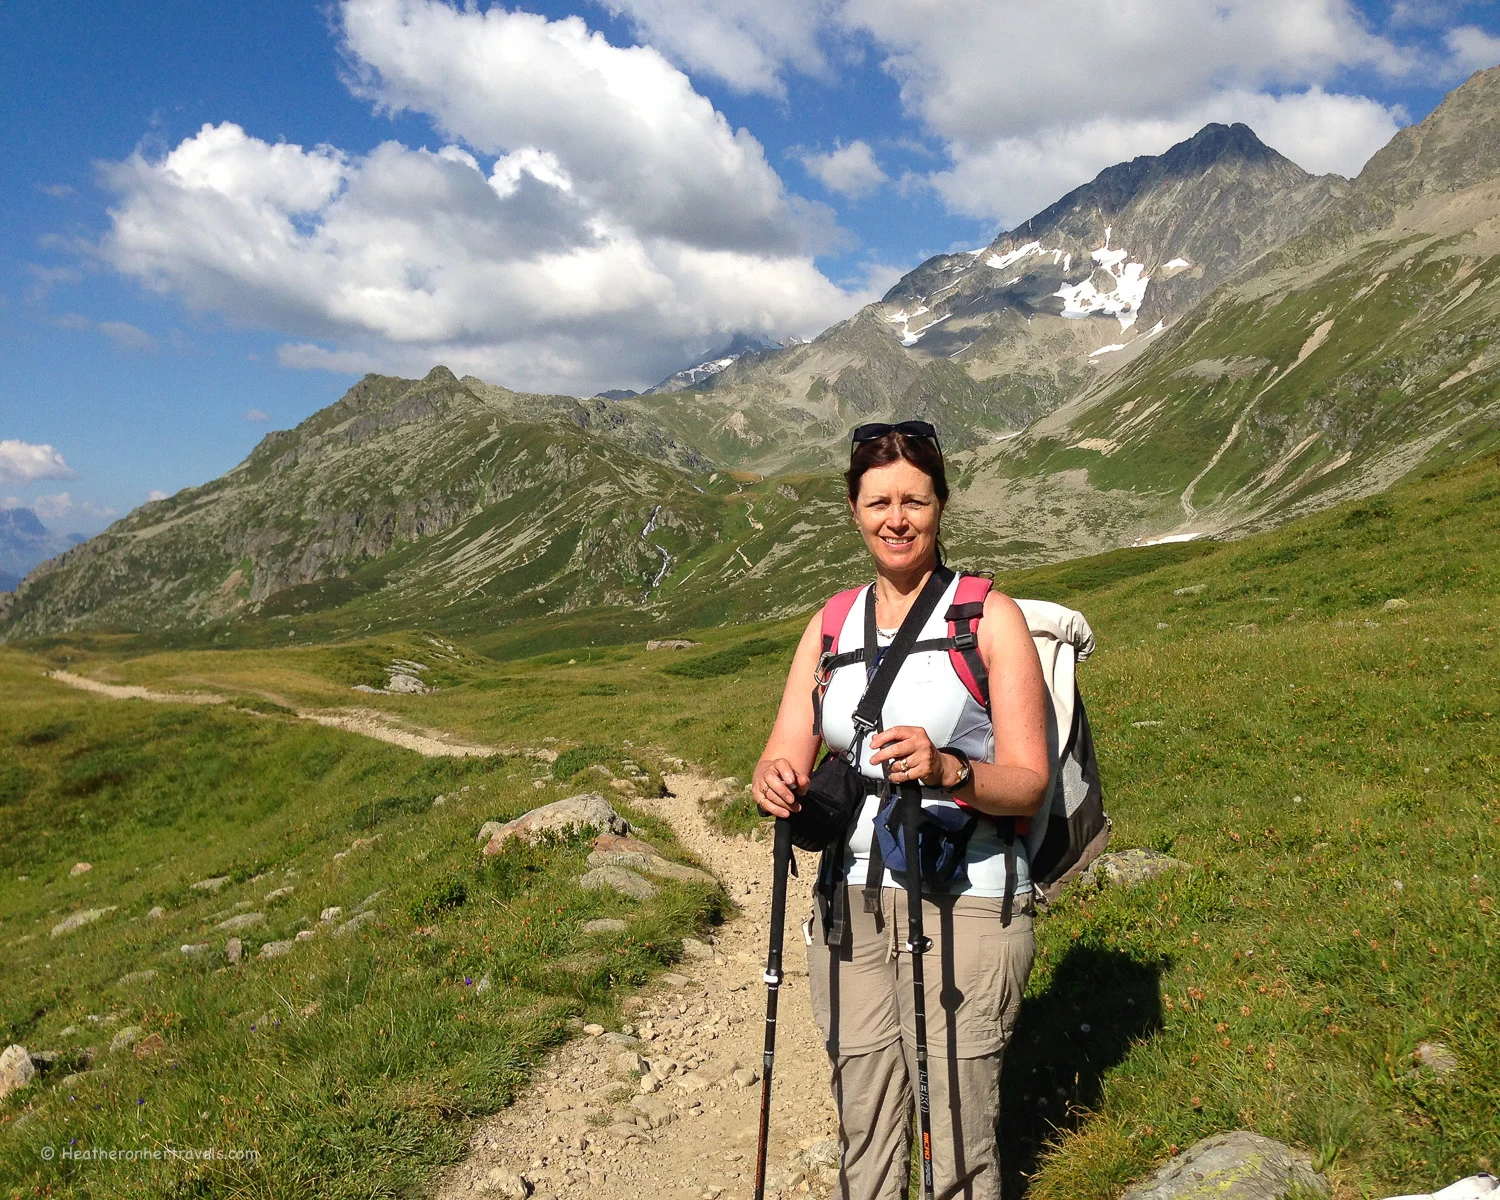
[3,450,1495,1198]
[0,662,720,1198]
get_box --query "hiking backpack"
[813,574,1110,906]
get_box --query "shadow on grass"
[1001,943,1166,1199]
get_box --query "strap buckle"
[813,650,836,688]
[953,630,978,651]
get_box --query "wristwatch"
[940,746,972,790]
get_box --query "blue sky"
[2,0,1497,534]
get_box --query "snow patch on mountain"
[987,241,1041,272]
[1054,228,1151,331]
[889,307,951,346]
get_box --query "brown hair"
[844,430,949,506]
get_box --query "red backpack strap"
[812,586,864,738]
[944,573,992,711]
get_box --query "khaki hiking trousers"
[805,888,1035,1200]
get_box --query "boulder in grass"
[586,848,717,886]
[190,876,231,892]
[1120,1131,1328,1200]
[258,939,296,959]
[579,866,657,900]
[592,832,667,857]
[116,970,158,987]
[1078,848,1189,890]
[0,1045,36,1100]
[582,918,628,935]
[109,1027,144,1055]
[481,794,629,856]
[332,910,378,938]
[214,912,265,932]
[51,906,117,938]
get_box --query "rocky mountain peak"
[1354,64,1500,202]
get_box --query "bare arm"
[868,591,1050,816]
[751,612,824,818]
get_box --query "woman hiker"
[752,421,1051,1200]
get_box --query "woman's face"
[851,458,943,575]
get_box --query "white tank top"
[820,575,1031,898]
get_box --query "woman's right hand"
[753,758,808,819]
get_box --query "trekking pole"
[753,815,794,1200]
[901,783,936,1200]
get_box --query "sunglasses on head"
[850,420,940,445]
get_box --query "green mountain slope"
[984,64,1500,544]
[607,123,1344,476]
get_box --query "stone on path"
[482,794,629,856]
[69,862,92,877]
[660,972,690,988]
[259,939,295,959]
[1080,848,1190,890]
[50,906,117,938]
[0,1045,36,1101]
[116,969,158,986]
[190,875,231,892]
[578,866,657,900]
[680,937,715,961]
[1120,1131,1328,1200]
[582,918,628,935]
[478,1165,532,1197]
[215,911,265,932]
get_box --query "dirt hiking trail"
[47,670,498,757]
[432,772,837,1200]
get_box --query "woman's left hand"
[869,726,945,785]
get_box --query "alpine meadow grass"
[1,451,1496,1198]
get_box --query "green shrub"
[409,876,468,923]
[660,636,789,679]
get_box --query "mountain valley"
[4,66,1500,646]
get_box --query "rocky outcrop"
[1121,1131,1328,1200]
[481,795,629,856]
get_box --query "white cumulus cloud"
[96,0,873,395]
[800,140,888,198]
[244,409,270,422]
[930,89,1402,224]
[0,440,78,487]
[839,0,1416,224]
[1445,26,1500,75]
[593,0,837,96]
